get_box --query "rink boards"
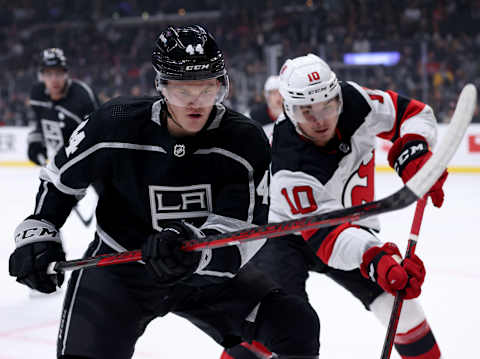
[1,124,479,172]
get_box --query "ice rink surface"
[1,167,479,358]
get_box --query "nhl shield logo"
[339,142,351,154]
[173,144,186,157]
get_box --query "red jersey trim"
[378,91,426,142]
[302,222,359,264]
[394,320,430,345]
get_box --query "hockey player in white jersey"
[222,54,446,359]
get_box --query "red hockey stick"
[47,84,476,275]
[48,187,419,274]
[380,196,428,359]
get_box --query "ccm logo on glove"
[14,219,61,248]
[388,134,448,208]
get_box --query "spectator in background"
[1,1,478,125]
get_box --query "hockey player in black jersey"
[222,54,446,359]
[8,26,319,359]
[27,47,99,165]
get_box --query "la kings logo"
[41,119,65,156]
[149,184,212,230]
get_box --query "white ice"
[1,167,479,358]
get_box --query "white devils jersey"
[269,81,437,269]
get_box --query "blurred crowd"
[1,0,479,126]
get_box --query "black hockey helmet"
[39,48,68,72]
[152,25,229,100]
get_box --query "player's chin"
[316,128,334,139]
[184,115,208,131]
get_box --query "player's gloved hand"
[27,142,47,166]
[142,222,203,286]
[388,134,448,207]
[360,242,426,299]
[9,217,66,293]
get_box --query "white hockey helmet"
[279,54,342,128]
[264,75,280,95]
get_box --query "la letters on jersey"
[149,184,213,229]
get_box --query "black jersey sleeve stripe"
[300,223,353,264]
[380,91,427,143]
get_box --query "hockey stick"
[380,196,427,359]
[72,206,94,227]
[48,84,477,274]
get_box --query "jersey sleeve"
[74,79,101,117]
[347,81,438,147]
[33,107,113,227]
[269,169,380,270]
[188,121,271,284]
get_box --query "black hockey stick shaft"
[380,196,427,359]
[48,84,477,274]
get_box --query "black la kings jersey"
[28,79,99,159]
[34,96,271,281]
[269,81,438,271]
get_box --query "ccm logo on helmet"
[185,64,210,71]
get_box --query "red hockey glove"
[360,242,426,299]
[388,134,448,207]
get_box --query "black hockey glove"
[142,222,203,286]
[27,142,47,166]
[9,218,66,294]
